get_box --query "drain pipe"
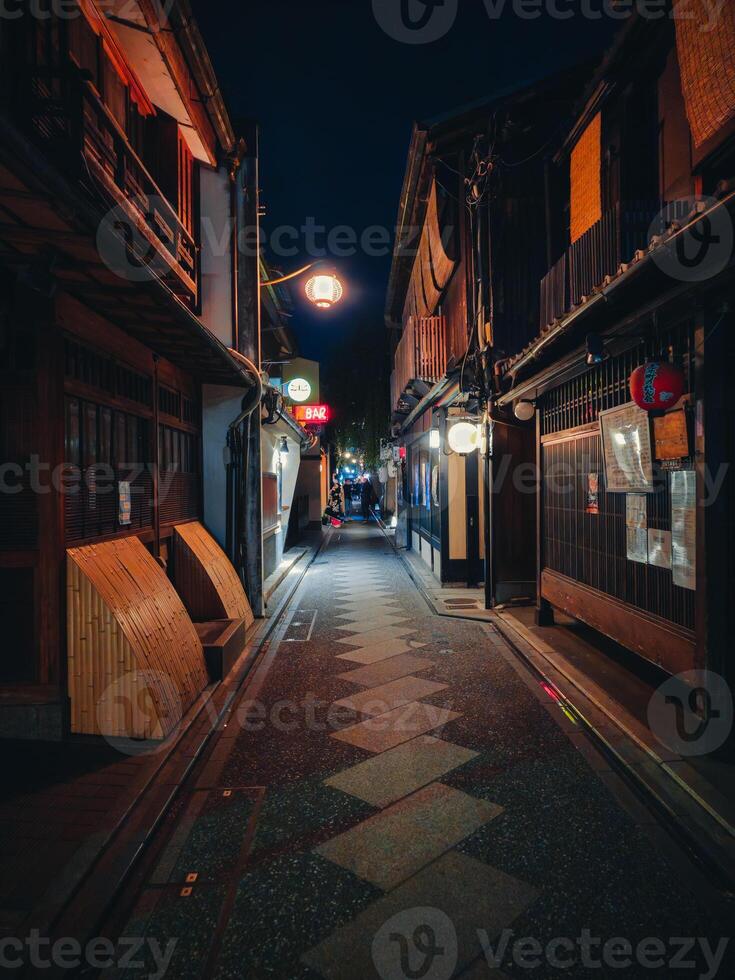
[225,351,263,571]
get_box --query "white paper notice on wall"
[626,526,648,564]
[626,494,648,529]
[648,529,672,569]
[671,470,696,591]
[600,403,655,492]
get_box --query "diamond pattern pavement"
[314,783,504,889]
[332,675,449,716]
[324,736,479,807]
[337,653,436,687]
[331,701,461,752]
[302,850,537,980]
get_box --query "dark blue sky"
[192,0,617,360]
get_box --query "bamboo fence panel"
[172,521,254,627]
[66,536,207,739]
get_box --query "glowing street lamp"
[305,273,343,309]
[261,263,345,310]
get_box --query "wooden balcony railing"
[391,315,447,414]
[538,201,692,331]
[11,68,197,305]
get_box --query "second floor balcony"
[3,65,198,307]
[391,315,447,416]
[539,200,693,332]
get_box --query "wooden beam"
[541,568,696,675]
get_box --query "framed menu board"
[599,403,655,493]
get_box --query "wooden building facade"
[0,1,263,739]
[386,72,582,598]
[497,9,735,681]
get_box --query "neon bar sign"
[293,404,330,424]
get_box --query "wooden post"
[535,403,554,626]
[483,416,494,609]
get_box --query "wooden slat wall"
[392,315,447,411]
[172,521,254,627]
[67,536,208,738]
[673,0,735,150]
[570,112,602,244]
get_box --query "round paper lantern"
[630,361,685,412]
[447,421,480,455]
[305,274,343,309]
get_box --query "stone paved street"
[110,524,735,979]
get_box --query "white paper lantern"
[447,421,480,455]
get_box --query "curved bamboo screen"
[67,536,208,739]
[404,180,456,319]
[172,521,254,627]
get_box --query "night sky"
[191,0,617,362]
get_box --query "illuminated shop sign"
[286,378,312,403]
[293,404,330,424]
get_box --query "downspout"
[225,366,263,568]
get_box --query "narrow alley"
[98,525,733,980]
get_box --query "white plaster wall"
[202,385,243,549]
[261,420,302,574]
[199,166,234,347]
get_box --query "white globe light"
[447,421,480,455]
[305,274,343,309]
[514,399,536,422]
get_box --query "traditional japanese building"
[0,0,278,738]
[496,9,735,683]
[386,69,583,600]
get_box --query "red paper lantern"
[630,361,685,412]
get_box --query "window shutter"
[570,112,602,244]
[673,0,735,153]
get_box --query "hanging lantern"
[630,361,685,412]
[305,274,344,309]
[447,421,480,455]
[513,400,536,422]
